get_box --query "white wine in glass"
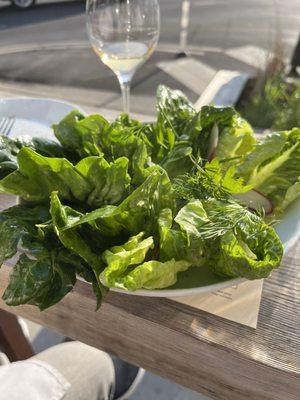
[86,0,160,114]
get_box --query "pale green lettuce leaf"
[237,132,287,182]
[101,232,154,286]
[194,106,255,161]
[240,128,300,209]
[175,200,209,241]
[118,259,191,291]
[281,178,300,211]
[158,209,187,262]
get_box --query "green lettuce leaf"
[0,203,85,310]
[117,259,191,291]
[101,232,154,286]
[76,155,130,207]
[281,178,300,211]
[0,204,50,266]
[159,207,204,266]
[194,106,255,161]
[239,128,300,209]
[0,147,92,203]
[156,85,196,137]
[62,169,175,237]
[160,143,193,179]
[208,211,283,279]
[0,135,70,179]
[50,192,107,308]
[3,252,76,310]
[53,110,108,158]
[158,208,187,262]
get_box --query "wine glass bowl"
[86,0,160,113]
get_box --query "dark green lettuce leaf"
[160,143,193,179]
[0,203,82,310]
[0,204,50,266]
[3,252,76,310]
[53,110,109,158]
[50,192,107,307]
[156,85,196,138]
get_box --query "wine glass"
[86,0,160,114]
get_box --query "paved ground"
[0,0,299,114]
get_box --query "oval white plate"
[1,97,299,298]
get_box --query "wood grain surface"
[0,195,299,400]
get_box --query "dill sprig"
[200,201,256,239]
[173,156,270,240]
[173,155,230,203]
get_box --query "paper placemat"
[171,279,264,328]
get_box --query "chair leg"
[0,309,34,361]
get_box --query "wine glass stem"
[120,82,130,114]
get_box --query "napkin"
[171,279,264,328]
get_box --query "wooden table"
[1,198,300,399]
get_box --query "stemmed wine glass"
[86,0,160,114]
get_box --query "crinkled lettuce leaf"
[62,169,175,237]
[238,128,300,209]
[164,198,283,279]
[113,259,191,291]
[76,155,130,207]
[53,110,108,158]
[0,147,92,203]
[101,232,154,287]
[158,208,187,262]
[206,209,283,279]
[0,135,68,180]
[194,106,255,161]
[0,148,131,209]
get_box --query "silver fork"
[0,116,16,137]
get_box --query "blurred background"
[0,0,299,124]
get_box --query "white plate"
[1,97,299,298]
[0,97,83,139]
